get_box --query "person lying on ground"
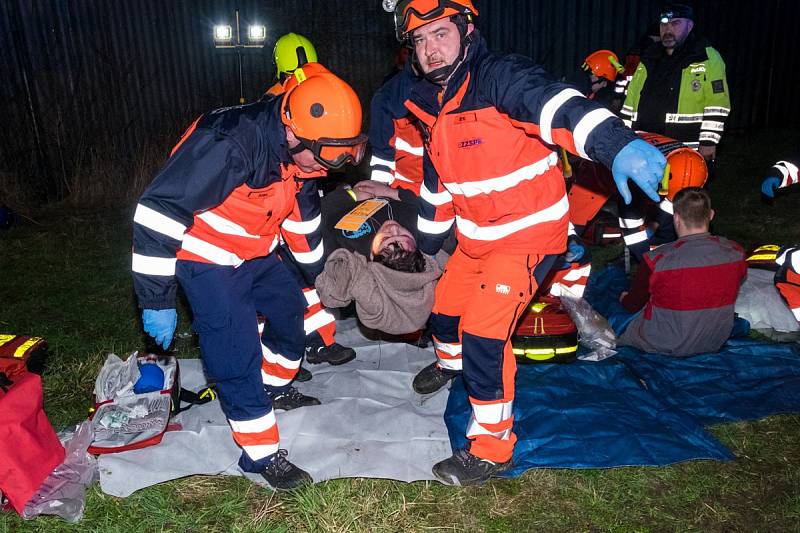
[281,180,445,335]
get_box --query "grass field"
[1,130,799,532]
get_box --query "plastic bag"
[94,353,140,403]
[560,295,617,361]
[21,420,98,523]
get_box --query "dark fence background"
[1,0,796,203]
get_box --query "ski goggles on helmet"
[297,134,368,170]
[393,0,476,41]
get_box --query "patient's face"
[370,220,417,257]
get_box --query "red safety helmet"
[581,50,624,82]
[393,0,478,41]
[281,67,367,170]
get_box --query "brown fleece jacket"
[315,249,443,335]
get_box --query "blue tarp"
[615,340,800,424]
[444,357,733,476]
[443,267,800,476]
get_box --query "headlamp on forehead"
[659,3,694,23]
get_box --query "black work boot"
[432,448,512,486]
[305,342,356,365]
[412,362,459,395]
[260,449,312,491]
[271,386,321,411]
[294,366,312,383]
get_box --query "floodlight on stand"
[214,25,233,43]
[248,24,266,43]
[382,0,398,13]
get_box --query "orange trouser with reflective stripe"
[431,247,544,463]
[302,287,336,346]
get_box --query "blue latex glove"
[142,308,177,349]
[761,176,781,198]
[564,236,585,263]
[611,139,666,204]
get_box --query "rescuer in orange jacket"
[132,67,367,490]
[390,0,667,486]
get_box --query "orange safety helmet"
[392,0,478,41]
[639,132,708,200]
[281,67,368,170]
[581,50,624,82]
[662,148,708,200]
[280,62,332,93]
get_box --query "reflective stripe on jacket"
[769,159,799,190]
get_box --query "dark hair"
[672,186,711,227]
[373,246,426,273]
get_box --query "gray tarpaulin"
[97,319,451,497]
[735,268,800,338]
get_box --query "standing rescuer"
[391,0,667,485]
[132,67,367,490]
[621,3,730,163]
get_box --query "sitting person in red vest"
[618,187,746,356]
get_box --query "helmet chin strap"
[288,140,307,155]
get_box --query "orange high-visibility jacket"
[404,32,638,257]
[132,99,324,309]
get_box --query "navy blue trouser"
[618,195,676,263]
[176,254,305,472]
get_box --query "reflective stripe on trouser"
[302,287,336,346]
[429,313,462,371]
[257,317,302,389]
[618,201,649,262]
[176,254,305,472]
[432,247,550,463]
[649,200,677,248]
[273,244,336,347]
[776,268,800,323]
[547,261,591,298]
